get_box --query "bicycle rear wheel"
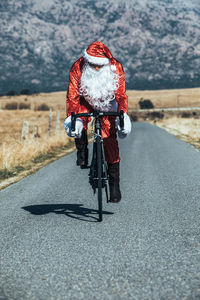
[96,135,103,222]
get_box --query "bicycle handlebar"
[71,110,124,132]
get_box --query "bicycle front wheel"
[96,135,103,222]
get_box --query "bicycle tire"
[89,142,97,192]
[96,135,103,222]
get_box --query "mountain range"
[1,0,200,94]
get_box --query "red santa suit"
[66,41,128,164]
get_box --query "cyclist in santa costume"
[64,41,131,202]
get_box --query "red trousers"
[101,116,120,164]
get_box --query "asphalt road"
[0,122,200,299]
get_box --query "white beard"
[79,63,119,112]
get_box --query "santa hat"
[84,41,113,65]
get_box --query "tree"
[6,90,17,96]
[20,89,31,95]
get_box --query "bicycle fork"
[89,116,109,202]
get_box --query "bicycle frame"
[71,110,124,222]
[89,113,109,199]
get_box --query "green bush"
[0,166,25,180]
[4,102,18,110]
[139,99,154,109]
[0,168,14,179]
[6,90,17,96]
[36,103,50,111]
[20,89,31,95]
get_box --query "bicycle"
[71,110,124,222]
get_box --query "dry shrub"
[0,109,70,172]
[37,103,50,111]
[181,112,191,118]
[148,111,164,120]
[19,102,30,109]
[4,102,18,110]
[130,114,138,122]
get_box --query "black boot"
[75,130,88,168]
[108,162,121,203]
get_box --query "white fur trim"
[110,65,116,71]
[84,49,110,65]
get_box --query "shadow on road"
[22,204,114,222]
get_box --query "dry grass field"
[153,117,200,151]
[0,91,66,111]
[0,106,70,182]
[154,117,200,139]
[0,87,200,185]
[1,87,200,111]
[127,87,200,110]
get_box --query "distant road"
[131,106,200,112]
[0,122,200,299]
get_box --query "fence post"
[56,111,60,130]
[48,108,52,136]
[21,121,29,141]
[33,125,39,138]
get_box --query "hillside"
[1,0,200,94]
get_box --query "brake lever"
[119,110,124,130]
[71,112,76,135]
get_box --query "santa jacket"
[66,57,128,118]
